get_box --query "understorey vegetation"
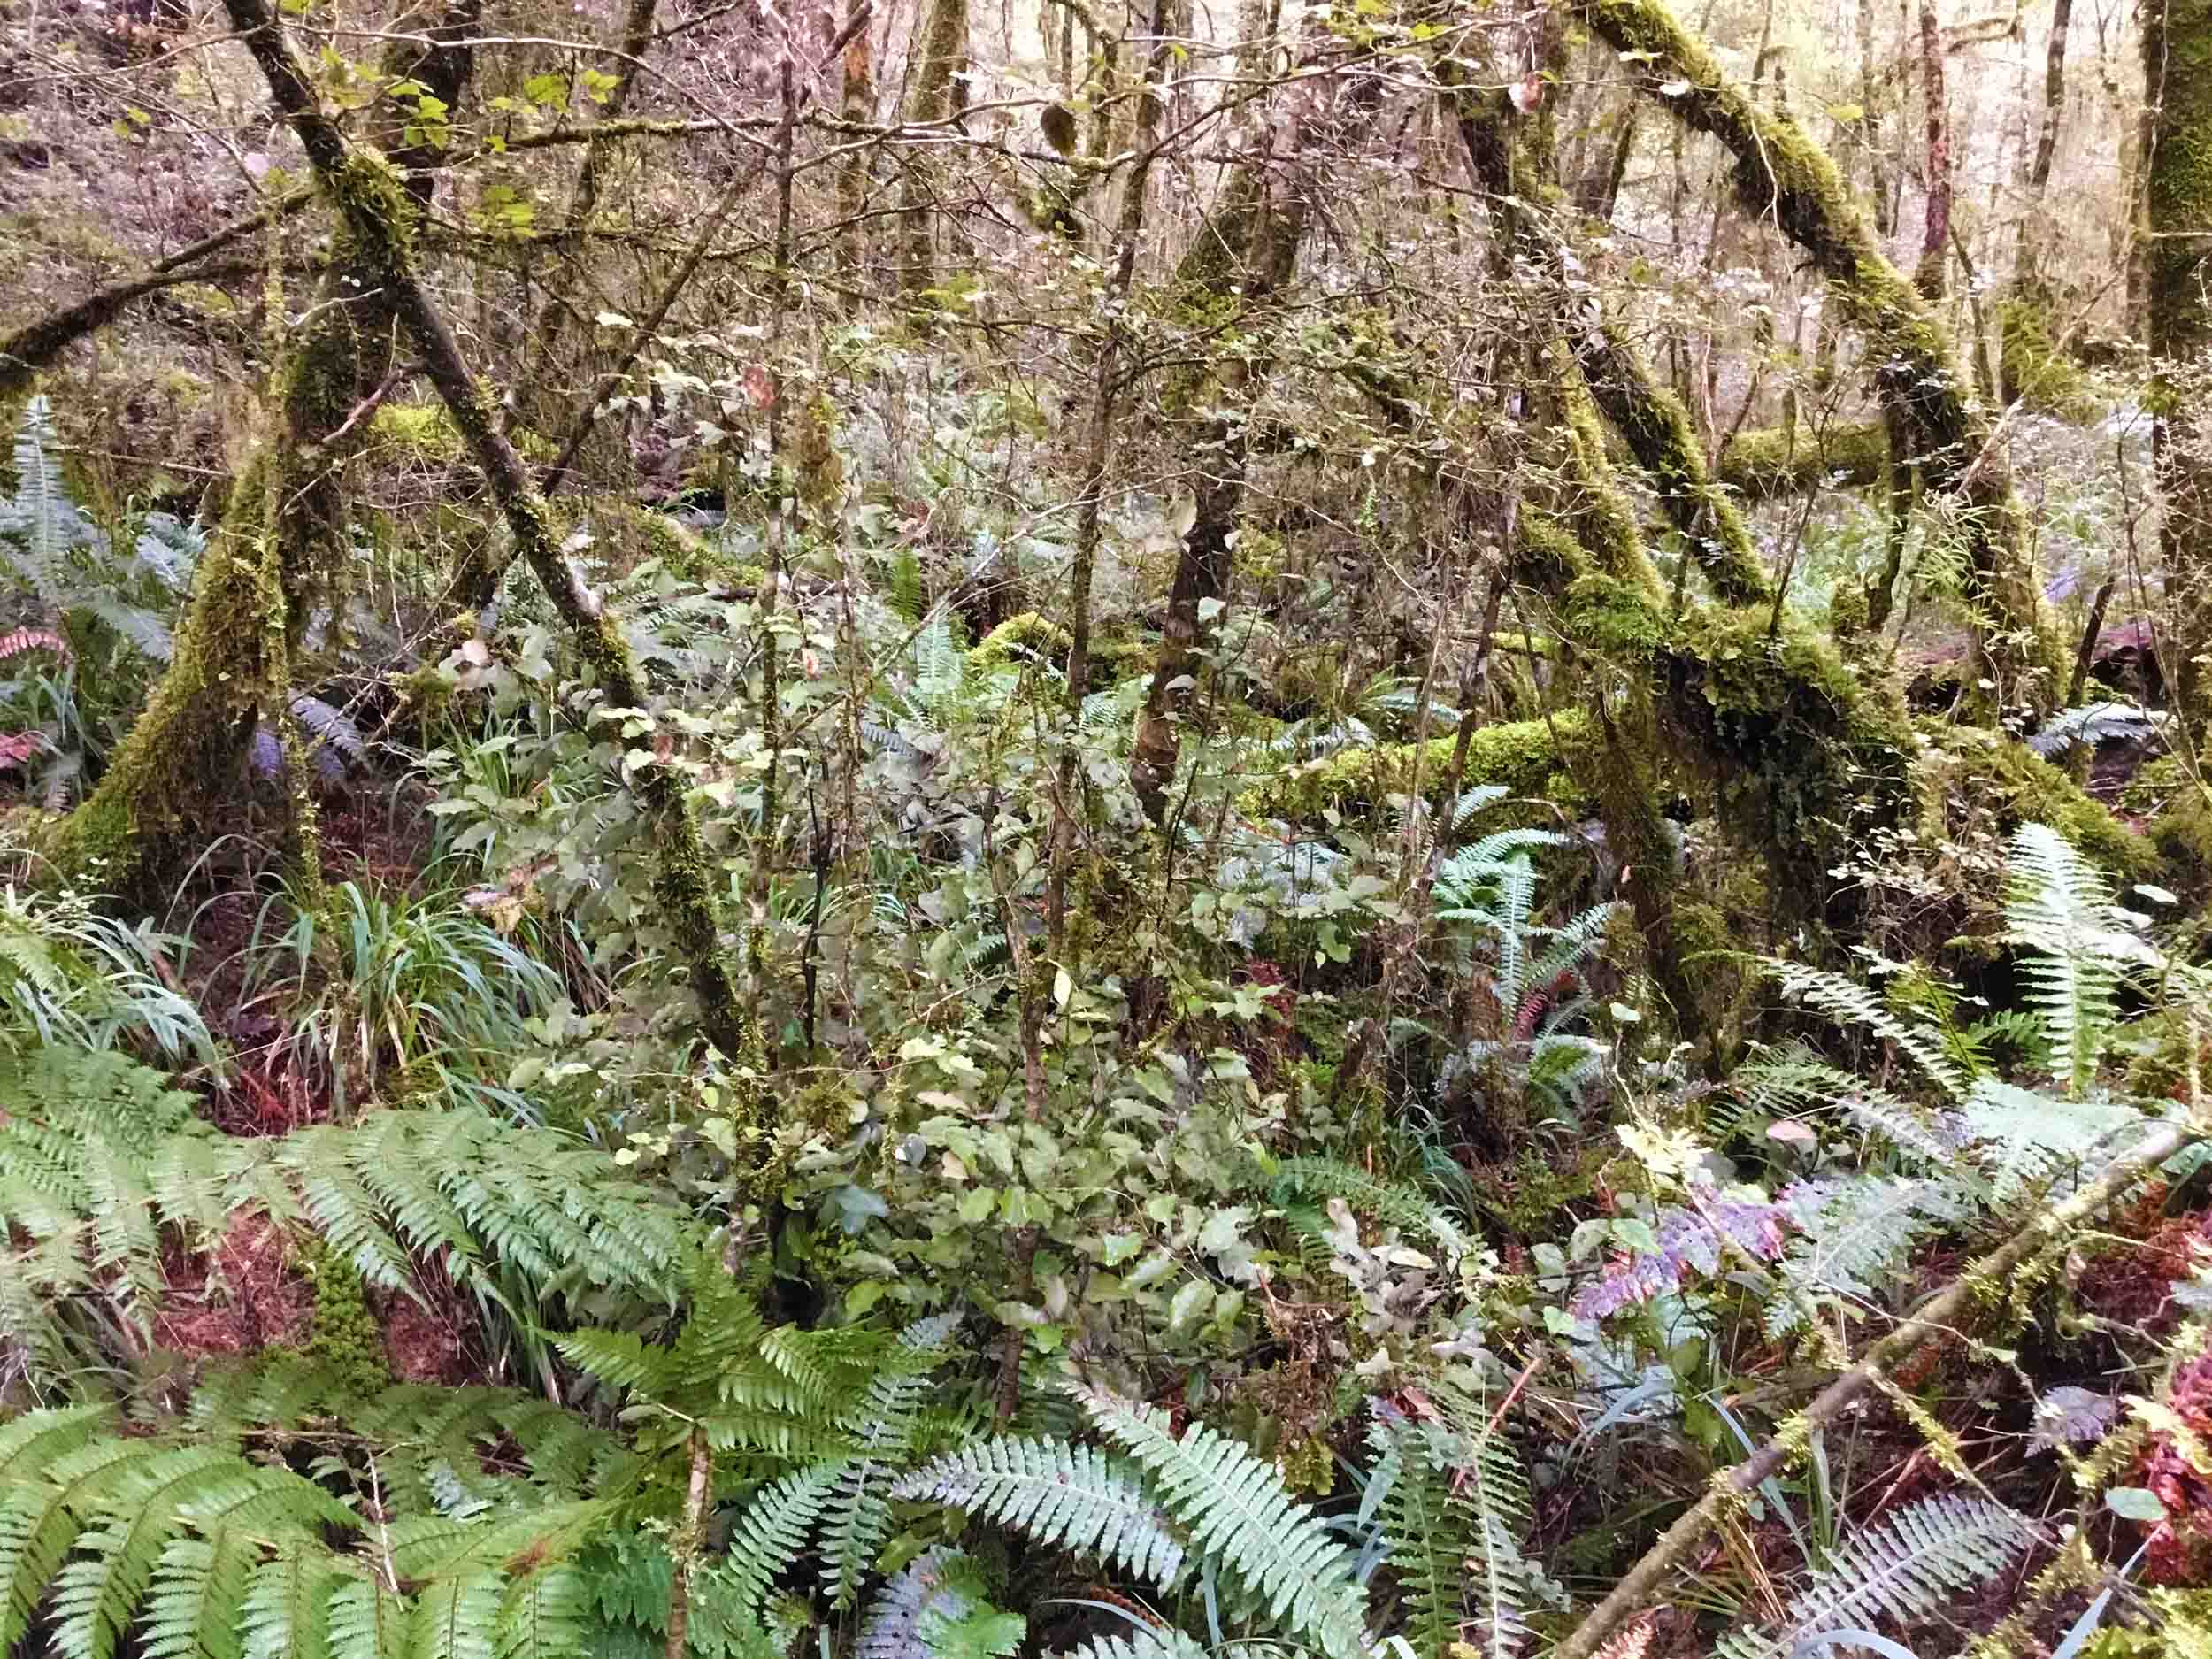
[3,0,2212,1654]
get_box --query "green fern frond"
[1047,1632,1212,1659]
[1768,963,1968,1102]
[2004,822,2159,1098]
[1070,1385,1368,1659]
[1955,1077,2154,1201]
[1712,1496,2032,1659]
[1732,1051,1957,1164]
[1366,1417,1482,1659]
[819,1314,960,1609]
[893,1437,1183,1586]
[1267,1157,1465,1260]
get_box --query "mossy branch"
[1551,1121,2190,1659]
[1577,0,2065,707]
[219,0,750,1070]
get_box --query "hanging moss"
[366,400,466,465]
[1997,291,2096,418]
[1716,421,1887,499]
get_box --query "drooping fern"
[2003,821,2159,1099]
[0,1054,688,1392]
[1710,1496,2032,1659]
[1266,1156,1468,1262]
[892,1437,1183,1587]
[1068,1385,1370,1659]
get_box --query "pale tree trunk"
[836,0,876,294]
[48,2,480,894]
[899,0,971,295]
[2145,0,2212,732]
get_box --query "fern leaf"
[1071,1386,1368,1659]
[894,1437,1183,1586]
[1047,1633,1211,1659]
[721,1465,841,1618]
[1712,1497,2032,1659]
[242,1545,353,1659]
[1768,963,1968,1102]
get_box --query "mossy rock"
[1238,710,1595,822]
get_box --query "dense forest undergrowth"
[7,0,2212,1652]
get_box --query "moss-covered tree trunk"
[898,0,970,296]
[205,0,752,1068]
[2146,0,2212,731]
[836,0,876,295]
[1578,0,2067,714]
[47,3,480,894]
[1127,143,1314,824]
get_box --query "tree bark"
[202,0,754,1069]
[2145,0,2212,732]
[1128,117,1317,825]
[1998,0,2074,403]
[1915,0,1950,298]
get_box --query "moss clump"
[1923,726,2165,881]
[366,400,465,465]
[1661,610,1919,907]
[968,611,1147,687]
[1716,421,1887,500]
[1563,572,1671,658]
[1239,710,1595,821]
[297,1238,392,1398]
[969,611,1070,668]
[1998,294,2097,419]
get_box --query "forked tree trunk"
[47,3,480,894]
[188,0,754,1067]
[899,0,971,295]
[1999,0,2075,407]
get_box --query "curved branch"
[1578,0,2064,707]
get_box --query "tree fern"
[1069,1384,1369,1659]
[1711,1496,2031,1659]
[893,1437,1183,1586]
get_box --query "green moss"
[1563,572,1670,658]
[969,611,1070,668]
[1239,710,1595,821]
[1998,293,2097,419]
[1923,726,2164,880]
[365,400,465,465]
[1716,421,1887,500]
[296,1237,392,1398]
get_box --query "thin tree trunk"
[899,0,971,295]
[1915,0,1949,297]
[1043,0,1174,949]
[836,0,877,294]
